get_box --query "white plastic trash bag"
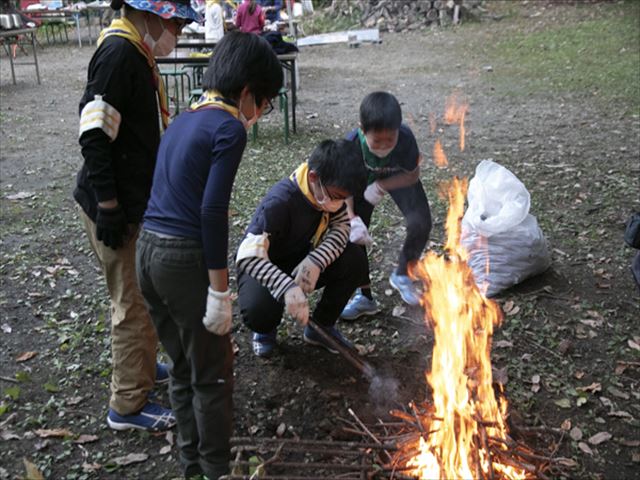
[461,160,551,297]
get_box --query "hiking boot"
[252,330,277,358]
[389,272,421,306]
[340,290,380,320]
[303,325,353,354]
[155,362,170,385]
[107,401,175,432]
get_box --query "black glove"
[96,205,128,250]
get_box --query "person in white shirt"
[205,0,224,41]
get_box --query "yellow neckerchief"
[189,89,239,117]
[97,17,169,130]
[289,162,329,247]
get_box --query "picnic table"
[0,27,40,85]
[156,47,299,133]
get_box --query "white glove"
[202,287,232,335]
[291,256,321,294]
[364,181,386,206]
[284,285,309,326]
[349,216,373,247]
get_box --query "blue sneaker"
[252,330,277,358]
[303,325,353,354]
[389,272,421,306]
[340,290,380,320]
[107,401,175,432]
[155,362,170,385]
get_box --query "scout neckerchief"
[97,17,169,130]
[357,128,393,185]
[290,162,329,247]
[189,89,239,117]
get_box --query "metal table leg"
[30,30,41,84]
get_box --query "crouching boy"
[236,140,368,357]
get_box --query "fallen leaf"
[16,351,37,363]
[570,427,583,441]
[531,374,540,384]
[82,463,101,473]
[628,339,640,351]
[492,366,508,385]
[0,430,21,441]
[34,439,49,451]
[599,396,614,409]
[112,453,149,466]
[561,419,571,431]
[6,191,35,200]
[618,439,640,447]
[34,428,73,438]
[588,431,612,445]
[391,305,406,317]
[632,452,640,463]
[558,339,572,356]
[22,458,44,480]
[576,382,601,393]
[554,398,572,409]
[494,340,513,348]
[370,328,383,337]
[576,396,588,407]
[506,305,520,316]
[276,422,286,437]
[1,324,11,334]
[73,434,98,444]
[556,457,578,468]
[503,299,516,311]
[574,370,585,379]
[608,410,633,419]
[578,442,593,455]
[66,396,83,406]
[165,430,174,446]
[159,445,172,455]
[607,386,629,400]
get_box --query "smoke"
[368,373,400,407]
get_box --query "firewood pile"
[327,0,485,32]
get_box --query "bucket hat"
[121,0,202,23]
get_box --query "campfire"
[401,176,526,479]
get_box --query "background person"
[236,140,369,357]
[341,91,432,319]
[235,0,264,33]
[74,0,200,432]
[136,32,282,479]
[205,0,225,41]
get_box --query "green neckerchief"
[357,128,392,185]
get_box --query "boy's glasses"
[262,99,275,116]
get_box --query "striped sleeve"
[237,256,296,301]
[307,207,350,270]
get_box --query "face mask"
[366,139,394,159]
[144,17,177,57]
[315,179,344,213]
[238,93,258,130]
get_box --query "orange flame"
[433,139,448,168]
[407,177,525,479]
[443,93,469,152]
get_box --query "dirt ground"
[1,2,639,479]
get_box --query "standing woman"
[235,0,264,34]
[74,0,200,431]
[136,32,282,479]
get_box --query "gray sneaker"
[340,290,380,320]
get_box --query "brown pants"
[79,208,157,415]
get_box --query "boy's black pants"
[239,242,369,333]
[136,230,232,480]
[354,181,432,277]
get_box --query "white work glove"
[349,216,373,247]
[202,287,232,335]
[291,256,321,294]
[364,181,386,206]
[284,285,309,326]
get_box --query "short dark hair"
[359,91,402,132]
[308,140,367,197]
[202,32,283,107]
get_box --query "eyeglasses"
[318,179,348,201]
[262,99,274,116]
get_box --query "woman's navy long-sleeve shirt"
[143,107,247,269]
